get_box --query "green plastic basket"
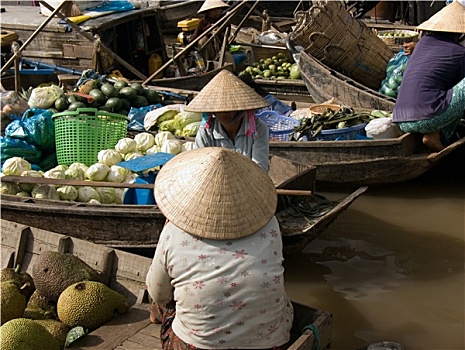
[52,108,129,166]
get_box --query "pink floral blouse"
[146,217,294,349]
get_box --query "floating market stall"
[0,219,333,350]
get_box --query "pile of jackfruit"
[0,251,129,349]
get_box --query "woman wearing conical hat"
[184,70,271,172]
[146,147,294,350]
[190,0,230,62]
[392,0,465,151]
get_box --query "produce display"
[238,52,301,80]
[1,131,195,204]
[54,80,161,115]
[290,107,392,141]
[0,252,128,349]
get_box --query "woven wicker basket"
[309,104,341,115]
[290,0,392,90]
[377,30,419,45]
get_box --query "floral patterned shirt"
[146,217,294,349]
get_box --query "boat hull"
[298,50,396,111]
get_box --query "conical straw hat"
[198,0,229,14]
[417,0,465,33]
[184,70,270,112]
[154,147,277,240]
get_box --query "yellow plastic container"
[1,30,19,47]
[148,53,163,79]
[177,18,200,32]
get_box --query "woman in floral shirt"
[146,147,293,349]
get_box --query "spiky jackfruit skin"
[24,290,58,320]
[0,281,27,325]
[34,319,70,349]
[57,281,129,331]
[32,251,103,303]
[0,318,60,350]
[78,79,100,95]
[0,266,35,301]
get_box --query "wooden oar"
[1,176,313,197]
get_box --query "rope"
[302,323,320,350]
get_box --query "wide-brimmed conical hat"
[184,70,270,112]
[154,147,277,240]
[417,0,465,33]
[198,0,229,14]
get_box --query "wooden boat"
[148,63,234,92]
[1,5,168,79]
[155,0,202,33]
[269,121,465,190]
[297,49,396,111]
[1,220,333,350]
[0,156,366,256]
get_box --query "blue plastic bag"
[4,108,55,151]
[0,136,42,165]
[379,49,411,98]
[127,104,162,131]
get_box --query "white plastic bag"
[28,85,63,109]
[365,117,403,139]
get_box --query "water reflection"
[284,150,465,350]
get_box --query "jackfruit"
[0,318,60,350]
[57,281,129,331]
[34,319,70,349]
[78,79,100,95]
[24,290,57,320]
[0,265,35,301]
[32,251,103,303]
[0,281,27,325]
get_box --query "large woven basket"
[290,0,393,90]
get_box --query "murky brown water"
[284,150,465,350]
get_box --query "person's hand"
[403,41,417,55]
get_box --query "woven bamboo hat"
[198,0,229,14]
[184,70,270,112]
[417,0,465,33]
[154,147,277,240]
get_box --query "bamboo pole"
[38,1,147,80]
[0,0,67,75]
[142,0,248,87]
[228,0,261,45]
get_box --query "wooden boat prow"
[1,220,333,350]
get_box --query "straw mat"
[417,1,465,33]
[154,147,277,240]
[198,0,229,14]
[184,70,270,112]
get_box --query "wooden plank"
[69,304,153,349]
[23,50,63,58]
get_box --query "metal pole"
[0,0,67,75]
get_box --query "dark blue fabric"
[393,34,465,122]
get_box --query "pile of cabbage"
[1,131,195,204]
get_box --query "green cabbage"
[181,121,200,137]
[44,168,65,180]
[52,165,68,172]
[134,132,155,152]
[173,111,202,130]
[65,167,85,181]
[158,119,177,133]
[155,131,175,147]
[96,187,116,204]
[32,184,60,200]
[77,186,101,202]
[57,185,78,201]
[181,142,195,152]
[115,138,137,154]
[2,157,31,176]
[106,165,128,183]
[16,191,31,197]
[98,149,123,166]
[145,144,161,154]
[19,170,44,192]
[160,139,182,155]
[114,188,126,204]
[88,199,101,205]
[1,182,20,195]
[85,163,110,181]
[68,162,89,174]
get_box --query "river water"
[283,150,465,350]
